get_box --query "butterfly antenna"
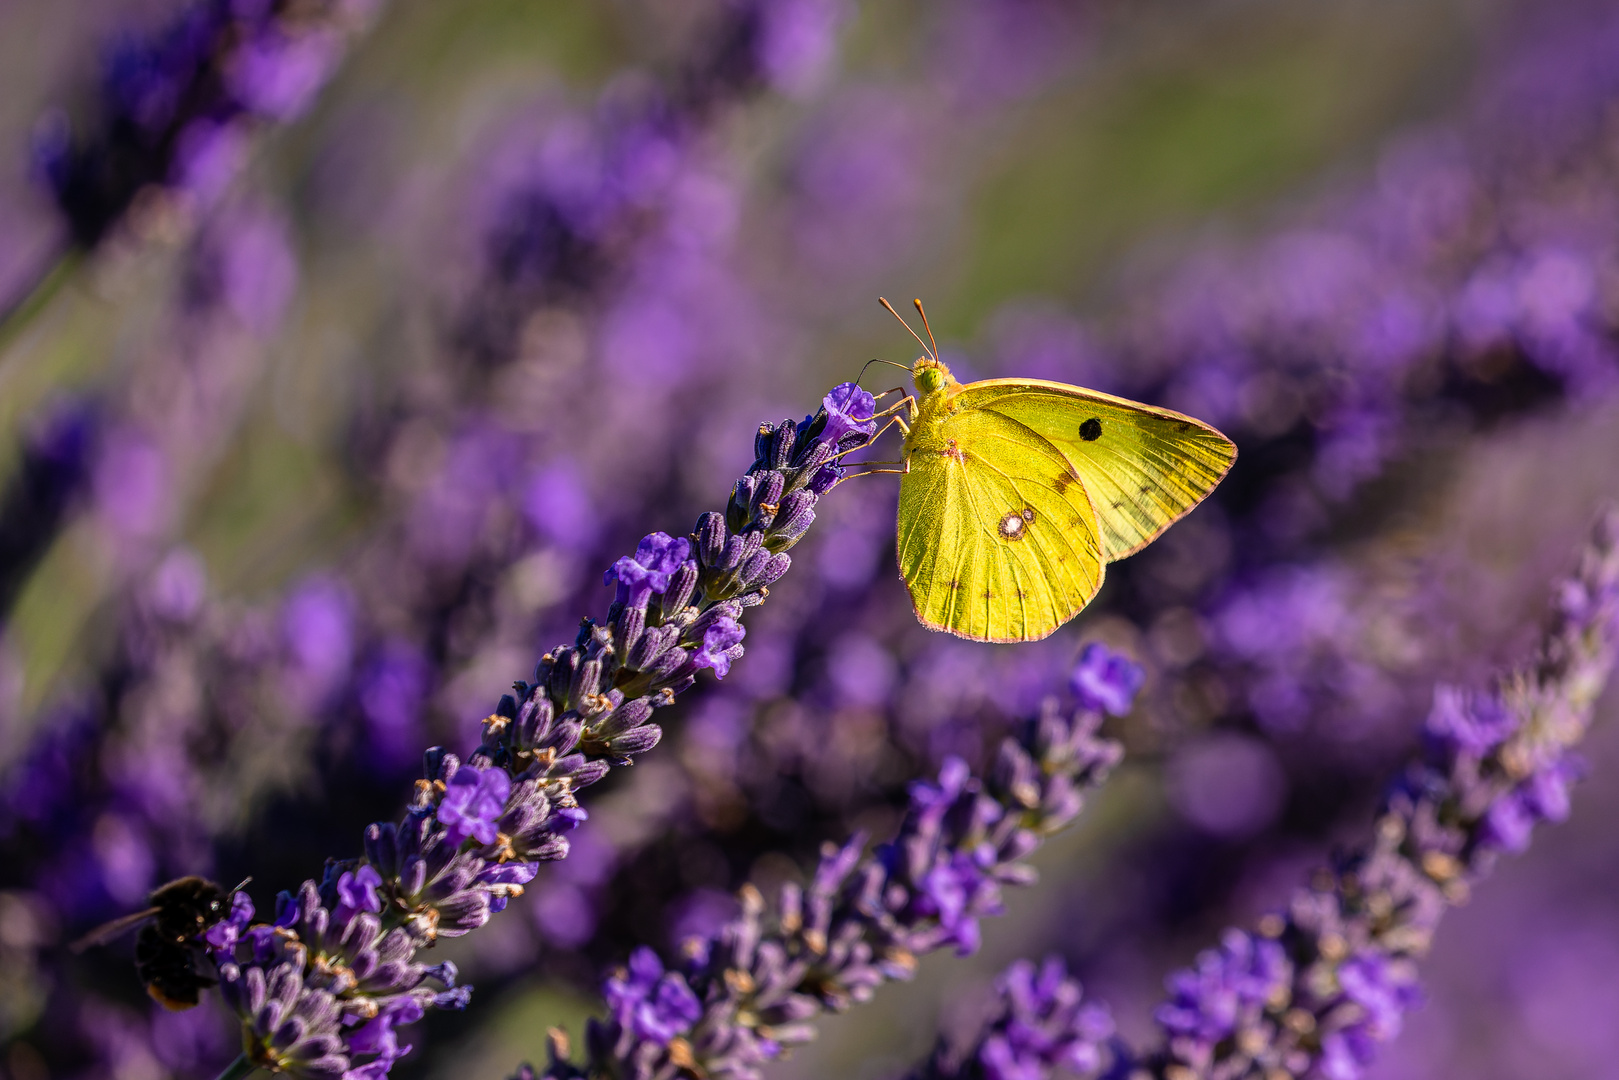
[855,357,915,387]
[912,299,940,362]
[879,296,935,361]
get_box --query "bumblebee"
[71,875,247,1010]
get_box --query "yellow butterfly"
[865,298,1236,643]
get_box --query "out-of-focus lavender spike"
[1,197,297,633]
[195,386,870,1080]
[459,0,845,369]
[1132,507,1619,1080]
[522,645,1140,1080]
[32,0,382,252]
[0,395,98,616]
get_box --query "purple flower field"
[2,2,1619,1079]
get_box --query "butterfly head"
[912,356,956,396]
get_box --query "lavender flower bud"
[695,511,727,568]
[552,755,610,789]
[658,560,700,620]
[547,649,579,705]
[567,655,603,706]
[593,695,655,738]
[735,548,771,591]
[793,436,838,475]
[769,490,817,547]
[807,461,841,494]
[729,474,759,532]
[633,644,689,684]
[540,716,584,757]
[365,823,400,878]
[626,624,680,672]
[612,603,647,662]
[719,529,764,572]
[767,417,799,469]
[753,421,775,463]
[604,725,662,758]
[747,469,786,527]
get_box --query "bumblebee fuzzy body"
[73,875,238,1011]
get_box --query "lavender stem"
[213,1053,259,1080]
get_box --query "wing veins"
[962,449,1096,628]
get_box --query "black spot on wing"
[1079,418,1102,441]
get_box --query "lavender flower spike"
[526,643,1139,1080]
[186,385,872,1080]
[1139,508,1619,1080]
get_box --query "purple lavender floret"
[817,381,879,445]
[436,765,512,847]
[1069,642,1145,717]
[604,947,703,1044]
[524,645,1140,1080]
[335,865,384,920]
[605,533,692,608]
[344,997,425,1080]
[1154,929,1290,1064]
[692,616,747,680]
[204,890,255,955]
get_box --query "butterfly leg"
[831,463,908,485]
[829,410,911,464]
[869,394,915,421]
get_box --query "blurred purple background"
[2,0,1619,1078]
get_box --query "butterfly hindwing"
[956,380,1237,560]
[897,406,1104,642]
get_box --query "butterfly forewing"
[898,406,1104,642]
[959,380,1236,560]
